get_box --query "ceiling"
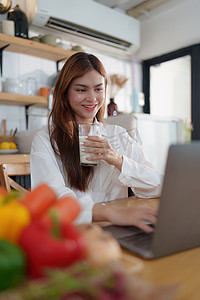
[92,0,180,20]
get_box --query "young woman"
[31,52,162,232]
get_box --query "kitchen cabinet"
[0,33,76,107]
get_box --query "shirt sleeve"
[30,132,94,223]
[117,131,163,198]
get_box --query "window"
[142,44,200,140]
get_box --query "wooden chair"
[0,163,30,193]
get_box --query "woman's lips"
[82,104,97,112]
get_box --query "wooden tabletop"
[0,154,30,164]
[103,196,200,300]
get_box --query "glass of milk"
[78,123,102,166]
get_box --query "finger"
[86,136,109,149]
[82,147,104,155]
[139,210,157,224]
[135,219,154,233]
[136,220,154,233]
[82,140,102,149]
[142,214,157,225]
[86,136,103,142]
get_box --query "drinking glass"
[78,123,102,166]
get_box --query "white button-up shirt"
[30,123,162,224]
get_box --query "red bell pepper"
[19,218,87,279]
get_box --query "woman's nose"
[86,90,96,101]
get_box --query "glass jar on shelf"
[27,78,37,96]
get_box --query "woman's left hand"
[82,136,123,170]
[93,203,157,233]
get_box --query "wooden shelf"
[0,92,48,107]
[0,34,77,107]
[0,33,76,61]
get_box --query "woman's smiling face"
[68,70,105,123]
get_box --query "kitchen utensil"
[71,45,84,51]
[18,79,28,95]
[40,87,50,99]
[2,119,6,137]
[27,78,37,96]
[0,119,16,143]
[13,128,18,136]
[57,42,70,50]
[2,20,15,36]
[40,34,57,46]
[7,4,28,38]
[0,0,12,14]
[30,36,40,42]
[3,78,20,94]
[9,129,13,136]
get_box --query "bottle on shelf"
[7,4,29,39]
[107,98,118,116]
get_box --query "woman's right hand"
[93,203,157,233]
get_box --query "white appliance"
[26,0,140,56]
[106,113,184,174]
[133,114,184,174]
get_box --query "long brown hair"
[48,52,107,191]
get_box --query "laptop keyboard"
[119,230,153,251]
[103,225,154,252]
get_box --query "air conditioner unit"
[26,0,140,56]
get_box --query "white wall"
[136,0,200,60]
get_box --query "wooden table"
[102,196,200,300]
[0,154,30,164]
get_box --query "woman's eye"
[96,88,103,92]
[77,89,86,92]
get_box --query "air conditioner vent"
[46,17,131,50]
[27,0,140,56]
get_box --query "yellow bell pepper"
[0,191,31,243]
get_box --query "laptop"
[103,142,200,259]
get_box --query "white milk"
[79,136,99,166]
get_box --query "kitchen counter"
[0,154,30,164]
